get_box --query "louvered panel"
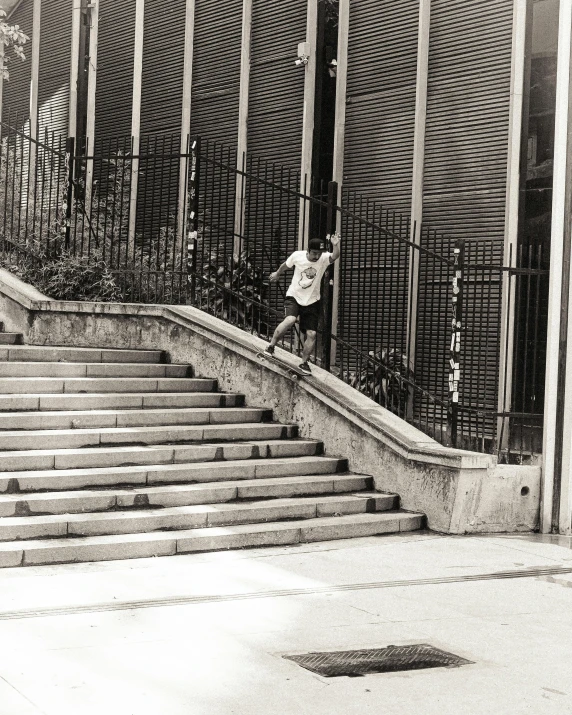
[423,194,507,251]
[241,0,307,321]
[95,0,136,142]
[423,0,512,233]
[343,93,416,211]
[191,89,240,147]
[338,0,418,388]
[136,0,186,247]
[3,0,34,126]
[140,0,186,137]
[341,0,418,210]
[345,0,419,100]
[37,0,72,140]
[418,0,514,436]
[248,0,307,166]
[190,0,242,145]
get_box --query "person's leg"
[298,301,320,370]
[268,315,297,348]
[301,330,317,362]
[268,298,299,350]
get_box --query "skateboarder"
[265,233,341,374]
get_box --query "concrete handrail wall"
[0,268,540,533]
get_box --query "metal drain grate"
[284,644,473,677]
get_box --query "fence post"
[63,136,76,251]
[187,136,200,305]
[322,180,338,372]
[448,239,465,448]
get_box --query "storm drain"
[284,644,473,677]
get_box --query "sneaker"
[298,361,311,374]
[265,345,275,355]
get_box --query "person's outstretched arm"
[328,232,341,264]
[269,262,290,283]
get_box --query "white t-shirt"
[285,250,332,306]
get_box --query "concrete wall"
[0,268,541,534]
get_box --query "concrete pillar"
[68,0,82,139]
[497,0,528,448]
[177,0,196,253]
[406,0,431,366]
[298,0,319,249]
[85,0,99,206]
[128,0,145,258]
[541,0,572,534]
[234,0,253,254]
[330,0,350,350]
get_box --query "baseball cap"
[308,238,326,251]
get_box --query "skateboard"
[256,351,313,382]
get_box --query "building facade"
[1,0,571,533]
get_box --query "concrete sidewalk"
[0,532,571,715]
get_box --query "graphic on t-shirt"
[299,267,317,289]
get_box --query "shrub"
[349,348,414,411]
[3,244,123,302]
[195,238,270,334]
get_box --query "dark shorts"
[284,297,321,333]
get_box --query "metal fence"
[0,118,548,462]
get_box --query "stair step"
[0,455,345,492]
[0,512,425,567]
[0,377,218,395]
[0,337,425,566]
[0,494,400,540]
[0,362,193,378]
[0,475,375,516]
[0,346,165,363]
[0,423,298,452]
[0,407,272,431]
[0,334,23,345]
[0,392,246,412]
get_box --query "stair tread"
[0,422,289,437]
[0,454,337,478]
[0,407,269,431]
[0,377,211,384]
[0,407,261,417]
[0,474,367,501]
[0,494,388,525]
[0,361,180,367]
[0,392,243,408]
[0,512,424,549]
[0,345,164,358]
[0,435,309,457]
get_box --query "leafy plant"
[0,6,29,80]
[196,238,270,334]
[4,242,123,302]
[349,348,414,412]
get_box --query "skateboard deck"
[256,352,312,381]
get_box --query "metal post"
[187,136,200,305]
[448,240,464,448]
[64,136,76,251]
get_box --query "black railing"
[0,117,549,462]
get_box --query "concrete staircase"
[0,335,425,568]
